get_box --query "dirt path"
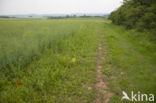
[95,26,112,103]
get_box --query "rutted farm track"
[94,26,113,103]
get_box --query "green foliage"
[109,0,156,33]
[102,67,112,76]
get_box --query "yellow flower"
[72,58,76,63]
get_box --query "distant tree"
[0,16,10,18]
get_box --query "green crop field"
[0,18,156,103]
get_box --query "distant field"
[0,18,155,103]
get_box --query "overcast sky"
[0,0,123,15]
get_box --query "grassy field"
[0,19,100,103]
[0,18,156,103]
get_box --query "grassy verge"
[101,22,156,103]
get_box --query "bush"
[109,0,156,33]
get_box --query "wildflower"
[72,58,76,63]
[17,82,22,85]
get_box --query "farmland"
[0,18,156,103]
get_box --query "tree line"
[108,0,156,33]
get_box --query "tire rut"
[95,27,113,103]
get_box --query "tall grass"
[0,19,99,103]
[0,20,83,70]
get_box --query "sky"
[0,0,123,15]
